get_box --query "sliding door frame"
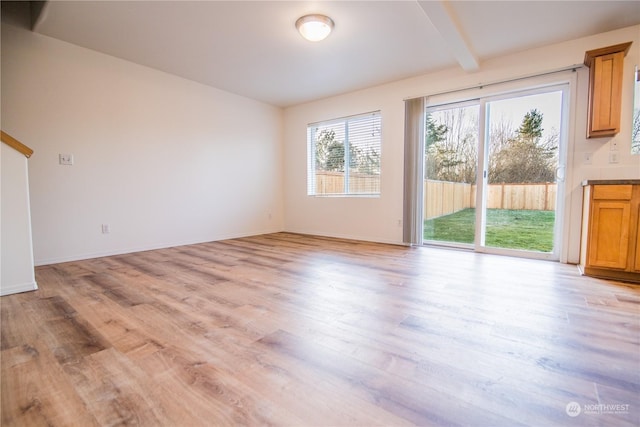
[423,72,577,261]
[474,84,570,260]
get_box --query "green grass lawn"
[424,208,555,252]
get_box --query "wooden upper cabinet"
[584,42,632,138]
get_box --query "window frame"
[306,110,382,197]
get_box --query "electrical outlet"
[583,152,593,165]
[59,154,74,165]
[101,224,111,234]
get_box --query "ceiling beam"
[31,1,49,31]
[417,0,479,72]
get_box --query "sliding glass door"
[423,85,568,260]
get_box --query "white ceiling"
[31,1,640,107]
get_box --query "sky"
[427,88,565,144]
[487,90,563,141]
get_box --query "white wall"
[1,144,37,295]
[1,20,284,265]
[283,25,640,263]
[3,8,638,267]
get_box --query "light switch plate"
[609,151,620,164]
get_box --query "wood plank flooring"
[1,232,639,426]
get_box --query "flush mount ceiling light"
[295,14,334,42]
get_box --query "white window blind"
[307,111,382,196]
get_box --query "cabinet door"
[588,52,625,137]
[635,205,640,273]
[588,200,631,269]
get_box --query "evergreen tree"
[426,114,448,148]
[314,128,379,174]
[517,109,544,140]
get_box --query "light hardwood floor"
[1,232,639,426]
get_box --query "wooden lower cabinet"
[580,182,640,283]
[635,209,640,273]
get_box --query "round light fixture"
[295,14,334,42]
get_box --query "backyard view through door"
[424,87,566,259]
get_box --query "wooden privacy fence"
[424,180,557,220]
[484,182,557,211]
[313,174,556,216]
[424,180,473,220]
[315,171,380,194]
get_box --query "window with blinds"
[307,111,382,196]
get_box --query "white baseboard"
[0,280,38,297]
[34,227,285,266]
